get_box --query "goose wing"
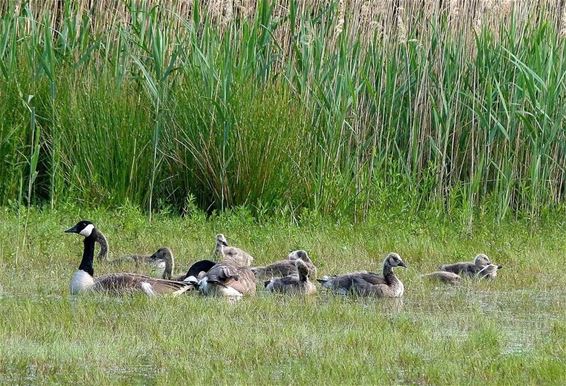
[252,260,296,279]
[319,272,385,293]
[349,277,389,297]
[93,273,193,295]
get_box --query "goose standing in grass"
[65,220,193,296]
[318,252,407,298]
[147,247,217,281]
[439,254,495,277]
[252,250,317,280]
[264,259,317,295]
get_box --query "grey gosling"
[252,250,317,280]
[318,252,407,298]
[264,259,317,295]
[66,220,193,296]
[439,254,494,277]
[92,228,169,278]
[215,233,254,267]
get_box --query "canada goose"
[65,220,193,296]
[173,259,217,282]
[190,262,256,299]
[252,250,317,280]
[264,259,317,295]
[422,271,462,285]
[215,233,254,267]
[318,252,407,298]
[439,254,493,277]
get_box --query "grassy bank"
[1,1,565,220]
[0,207,565,384]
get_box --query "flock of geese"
[65,220,503,300]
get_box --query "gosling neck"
[382,263,399,286]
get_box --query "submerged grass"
[0,207,564,384]
[0,1,565,220]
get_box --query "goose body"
[265,259,317,295]
[252,250,317,280]
[318,253,407,298]
[439,254,492,277]
[422,271,461,285]
[66,221,193,296]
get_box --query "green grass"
[0,207,564,384]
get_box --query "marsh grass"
[0,207,565,384]
[0,1,565,221]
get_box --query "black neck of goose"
[382,262,398,286]
[79,230,97,276]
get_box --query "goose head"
[148,247,173,264]
[474,254,491,267]
[384,252,407,269]
[288,250,312,263]
[65,220,96,237]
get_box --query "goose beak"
[399,261,408,268]
[64,225,79,234]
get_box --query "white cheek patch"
[79,224,94,237]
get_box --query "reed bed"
[0,0,565,221]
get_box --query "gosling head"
[288,250,312,263]
[65,220,95,237]
[148,247,173,262]
[216,234,229,247]
[384,252,407,268]
[474,254,491,267]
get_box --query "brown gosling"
[215,233,254,267]
[264,259,317,295]
[318,252,407,298]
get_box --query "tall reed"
[0,0,564,221]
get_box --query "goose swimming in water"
[252,250,317,280]
[65,220,193,296]
[318,252,407,298]
[264,259,317,295]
